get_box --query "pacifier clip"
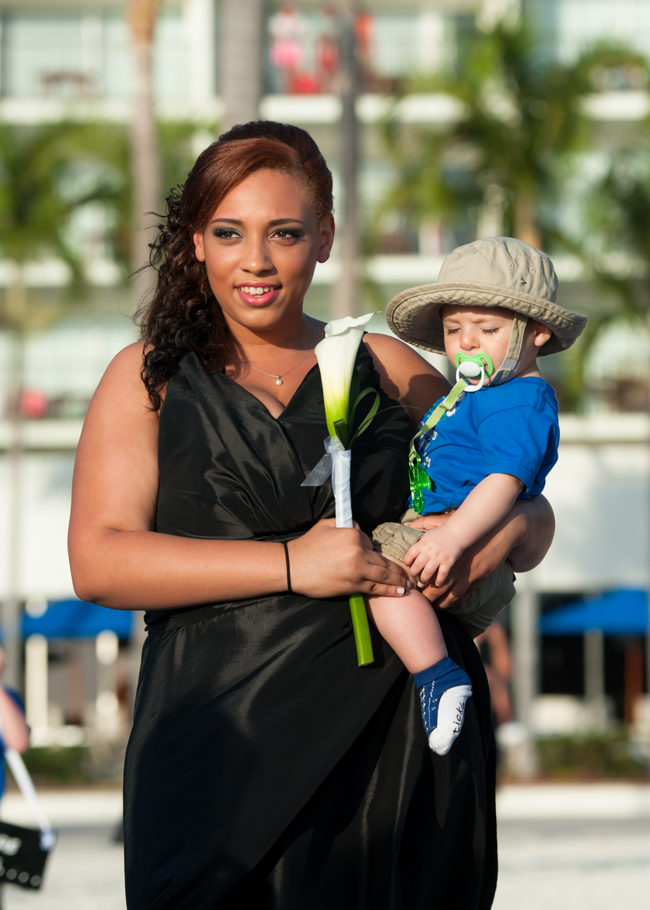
[408,352,494,512]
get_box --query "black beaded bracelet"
[282,540,293,594]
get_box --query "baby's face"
[441,305,516,382]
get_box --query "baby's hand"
[403,526,467,587]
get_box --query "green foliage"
[377,12,650,408]
[380,15,648,250]
[20,746,91,784]
[583,149,650,315]
[75,119,215,270]
[537,730,649,780]
[0,119,215,330]
[159,121,214,201]
[0,121,122,331]
[0,123,101,278]
[19,743,126,785]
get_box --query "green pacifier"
[455,352,494,391]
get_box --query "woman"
[69,121,553,909]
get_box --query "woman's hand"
[406,496,554,608]
[289,519,411,599]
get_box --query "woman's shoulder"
[103,340,148,379]
[85,341,157,430]
[363,330,413,357]
[99,341,176,410]
[363,331,432,380]
[363,332,451,425]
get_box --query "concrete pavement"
[1,789,124,910]
[495,782,650,909]
[0,783,648,908]
[496,780,650,819]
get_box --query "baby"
[368,237,588,755]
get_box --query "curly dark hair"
[136,121,334,410]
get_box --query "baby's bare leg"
[367,557,448,673]
[367,555,472,756]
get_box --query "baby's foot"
[413,657,473,756]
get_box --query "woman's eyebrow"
[208,217,305,226]
[209,217,243,225]
[268,218,305,226]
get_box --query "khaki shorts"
[372,509,516,639]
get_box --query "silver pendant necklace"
[237,322,315,386]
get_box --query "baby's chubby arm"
[404,473,525,587]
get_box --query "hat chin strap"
[454,312,528,389]
[490,312,528,386]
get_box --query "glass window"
[1,12,188,101]
[102,15,134,99]
[527,0,650,77]
[2,16,88,97]
[153,13,188,100]
[103,11,188,101]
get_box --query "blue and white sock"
[413,657,473,756]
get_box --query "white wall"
[0,450,77,600]
[530,418,650,592]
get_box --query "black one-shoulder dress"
[123,345,497,910]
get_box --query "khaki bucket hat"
[385,237,588,357]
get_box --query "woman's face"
[193,168,334,336]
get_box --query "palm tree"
[0,121,122,685]
[220,0,263,132]
[333,0,362,319]
[568,145,650,408]
[127,0,162,307]
[379,14,647,253]
[582,147,650,310]
[63,118,214,278]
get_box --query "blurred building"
[0,0,648,751]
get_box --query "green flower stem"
[349,594,374,666]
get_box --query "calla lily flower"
[313,312,376,666]
[315,312,375,440]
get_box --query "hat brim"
[385,281,589,356]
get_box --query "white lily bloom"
[315,312,375,439]
[312,312,377,666]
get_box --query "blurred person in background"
[355,6,375,90]
[476,622,514,777]
[0,646,30,909]
[68,120,554,909]
[268,3,308,93]
[315,5,339,93]
[476,620,513,726]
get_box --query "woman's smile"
[235,283,282,306]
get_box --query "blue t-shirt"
[0,688,26,800]
[413,376,559,514]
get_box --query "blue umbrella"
[540,589,649,636]
[22,599,134,640]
